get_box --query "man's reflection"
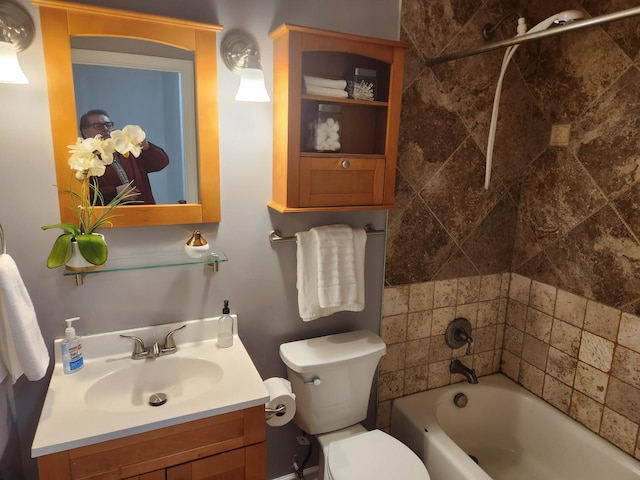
[80,109,169,205]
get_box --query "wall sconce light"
[220,30,270,102]
[0,0,34,84]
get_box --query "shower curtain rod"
[425,6,640,66]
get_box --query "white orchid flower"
[111,125,146,158]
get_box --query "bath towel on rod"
[296,225,366,321]
[0,254,49,384]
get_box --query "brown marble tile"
[522,334,549,370]
[386,190,457,285]
[526,308,553,342]
[504,324,525,356]
[404,364,429,395]
[378,371,405,402]
[407,310,433,339]
[600,407,638,455]
[409,281,435,312]
[519,360,544,396]
[605,377,640,424]
[550,318,582,358]
[401,0,483,59]
[513,148,607,264]
[543,374,572,413]
[459,190,519,274]
[584,300,622,342]
[613,181,640,239]
[433,250,480,280]
[406,337,431,367]
[545,205,640,309]
[611,346,640,391]
[505,298,527,330]
[376,400,392,429]
[380,342,406,374]
[571,389,604,433]
[501,349,521,381]
[571,68,640,198]
[582,0,640,63]
[517,17,631,123]
[420,137,506,243]
[575,361,609,403]
[400,28,427,93]
[546,347,577,386]
[397,71,469,192]
[381,314,408,344]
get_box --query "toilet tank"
[279,330,386,435]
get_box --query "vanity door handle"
[341,160,350,169]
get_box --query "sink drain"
[149,393,167,407]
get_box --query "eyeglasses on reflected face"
[87,121,114,130]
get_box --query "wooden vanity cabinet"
[269,24,407,213]
[37,406,265,480]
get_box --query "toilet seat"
[327,429,430,480]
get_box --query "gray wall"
[0,0,401,478]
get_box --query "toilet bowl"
[319,425,430,480]
[279,330,430,480]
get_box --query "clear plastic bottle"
[218,300,233,348]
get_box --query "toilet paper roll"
[264,377,296,427]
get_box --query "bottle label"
[67,343,84,371]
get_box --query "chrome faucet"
[450,359,478,384]
[120,324,186,360]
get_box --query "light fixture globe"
[0,0,34,84]
[220,29,270,102]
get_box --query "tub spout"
[450,359,478,384]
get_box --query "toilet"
[279,330,430,480]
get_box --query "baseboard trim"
[270,466,319,480]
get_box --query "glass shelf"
[63,250,227,284]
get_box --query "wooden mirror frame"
[33,0,222,226]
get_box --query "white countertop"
[31,316,270,457]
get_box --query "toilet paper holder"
[265,404,288,420]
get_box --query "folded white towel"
[304,75,348,90]
[304,85,348,98]
[0,254,49,384]
[296,226,366,321]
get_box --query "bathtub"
[390,374,640,480]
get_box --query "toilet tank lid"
[279,330,386,373]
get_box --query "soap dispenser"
[185,231,210,258]
[218,300,233,348]
[61,317,84,374]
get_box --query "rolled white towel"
[305,85,348,98]
[304,75,348,90]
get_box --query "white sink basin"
[32,316,270,458]
[84,357,224,412]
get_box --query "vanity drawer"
[299,155,385,207]
[37,406,265,480]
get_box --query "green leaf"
[46,234,74,269]
[42,223,81,235]
[76,235,108,265]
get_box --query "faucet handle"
[163,324,186,350]
[120,334,147,358]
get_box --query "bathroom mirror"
[34,0,222,226]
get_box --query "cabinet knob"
[341,160,351,169]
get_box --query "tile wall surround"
[390,0,640,314]
[381,0,640,464]
[377,274,640,461]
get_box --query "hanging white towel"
[0,254,49,384]
[296,226,366,321]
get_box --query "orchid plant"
[42,125,146,268]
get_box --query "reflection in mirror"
[34,0,222,226]
[71,48,198,204]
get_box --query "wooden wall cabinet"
[269,24,407,213]
[37,406,265,480]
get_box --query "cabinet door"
[167,449,245,480]
[299,155,385,207]
[126,471,166,480]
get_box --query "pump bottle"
[61,317,84,374]
[218,300,233,348]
